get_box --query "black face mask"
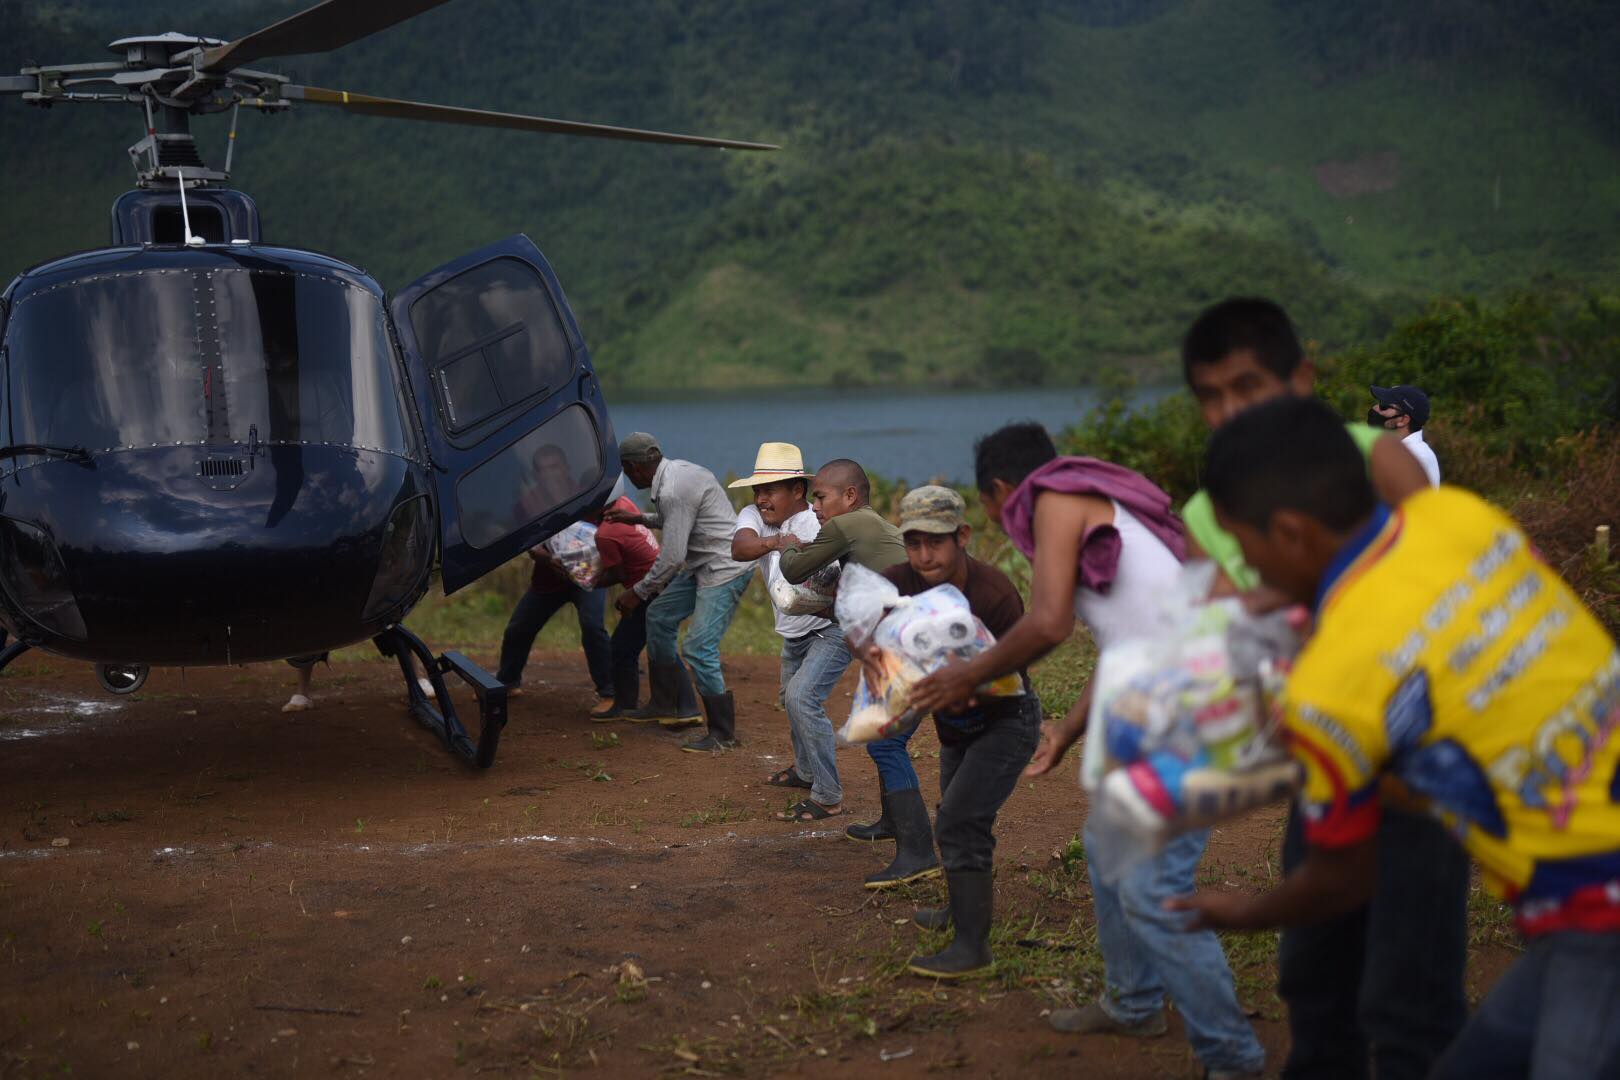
[1368,408,1390,427]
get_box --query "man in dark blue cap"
[1369,385,1440,487]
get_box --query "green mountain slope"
[2,0,1615,390]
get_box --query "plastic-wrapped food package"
[543,521,602,588]
[769,560,840,616]
[834,564,1024,744]
[1082,563,1303,880]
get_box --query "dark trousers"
[609,602,648,682]
[1431,930,1620,1079]
[496,586,611,693]
[1278,805,1470,1080]
[933,697,1041,872]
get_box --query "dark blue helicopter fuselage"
[0,244,436,665]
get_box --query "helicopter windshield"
[6,267,414,456]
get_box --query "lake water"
[605,385,1170,488]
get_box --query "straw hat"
[727,442,815,489]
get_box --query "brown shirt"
[882,555,1031,730]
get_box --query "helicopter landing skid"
[0,638,32,675]
[373,625,508,768]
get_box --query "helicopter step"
[373,625,508,768]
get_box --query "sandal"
[766,768,812,790]
[777,799,842,822]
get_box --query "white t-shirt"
[1403,429,1441,487]
[1071,501,1183,651]
[734,505,831,639]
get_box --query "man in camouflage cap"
[852,484,1040,979]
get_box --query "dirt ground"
[0,649,1513,1078]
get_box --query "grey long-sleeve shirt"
[633,457,754,599]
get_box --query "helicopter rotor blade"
[0,76,36,94]
[280,84,780,151]
[200,0,452,74]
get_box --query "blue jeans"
[1086,818,1266,1072]
[1432,930,1620,1079]
[644,570,752,698]
[867,723,919,793]
[780,625,850,806]
[497,586,610,693]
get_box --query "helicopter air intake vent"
[198,457,245,478]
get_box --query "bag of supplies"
[1082,562,1304,880]
[833,564,1023,744]
[543,521,602,588]
[769,560,840,616]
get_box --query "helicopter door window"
[408,258,573,436]
[454,404,603,550]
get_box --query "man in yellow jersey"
[1178,298,1463,1080]
[1171,396,1620,1079]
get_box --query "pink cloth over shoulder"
[1000,457,1186,592]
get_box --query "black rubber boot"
[907,870,993,979]
[863,788,941,889]
[659,664,703,730]
[624,662,699,726]
[591,666,641,722]
[844,786,895,843]
[682,691,739,753]
[912,906,950,931]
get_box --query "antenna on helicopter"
[176,168,206,247]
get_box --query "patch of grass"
[589,731,620,750]
[680,795,751,828]
[1467,877,1521,953]
[587,805,630,828]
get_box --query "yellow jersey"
[1284,487,1620,935]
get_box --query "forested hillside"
[3,0,1615,389]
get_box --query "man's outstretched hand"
[602,507,643,526]
[1023,725,1075,777]
[908,657,979,714]
[614,589,643,616]
[1163,890,1261,932]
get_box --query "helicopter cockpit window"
[6,268,415,458]
[408,258,574,434]
[455,404,603,550]
[213,269,413,455]
[9,269,209,450]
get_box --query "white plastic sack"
[834,564,1023,744]
[543,521,602,588]
[1083,562,1303,881]
[769,560,840,616]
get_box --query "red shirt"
[595,495,660,589]
[529,497,659,594]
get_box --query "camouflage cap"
[898,485,966,534]
[618,432,661,462]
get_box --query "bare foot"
[281,694,315,713]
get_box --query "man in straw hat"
[606,433,755,751]
[729,442,849,821]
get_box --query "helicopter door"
[392,235,618,594]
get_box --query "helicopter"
[0,0,777,767]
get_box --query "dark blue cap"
[1371,385,1430,428]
